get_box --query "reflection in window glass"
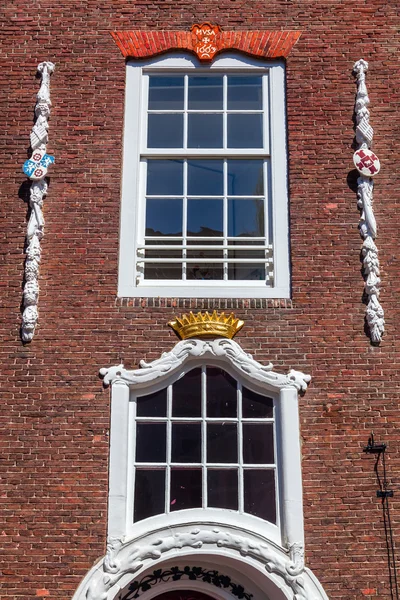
[188,114,223,148]
[149,75,184,110]
[170,468,202,511]
[136,423,166,462]
[171,423,201,463]
[242,387,273,418]
[244,469,276,523]
[147,114,183,148]
[134,469,165,522]
[228,75,262,110]
[207,423,237,463]
[228,199,264,237]
[187,200,223,237]
[187,160,224,196]
[208,469,238,510]
[137,389,167,417]
[206,367,237,417]
[228,160,264,196]
[147,160,183,196]
[173,368,202,417]
[228,114,263,148]
[146,199,182,236]
[133,367,277,523]
[188,76,223,110]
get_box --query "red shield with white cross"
[353,148,380,177]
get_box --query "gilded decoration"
[168,311,244,340]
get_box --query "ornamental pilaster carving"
[21,62,55,342]
[353,59,384,343]
[85,528,307,600]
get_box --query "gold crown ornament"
[168,311,244,340]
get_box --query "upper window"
[118,54,290,298]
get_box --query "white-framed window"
[118,54,290,298]
[131,365,277,525]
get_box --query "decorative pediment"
[111,25,301,62]
[100,337,311,392]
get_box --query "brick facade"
[1,1,400,599]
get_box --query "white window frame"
[118,53,290,298]
[102,338,306,550]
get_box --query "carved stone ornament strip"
[353,59,384,343]
[82,528,309,600]
[21,62,55,342]
[111,27,302,62]
[100,338,311,392]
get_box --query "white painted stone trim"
[353,59,384,343]
[72,524,329,600]
[117,53,291,299]
[21,61,55,342]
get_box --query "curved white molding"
[100,338,311,392]
[71,525,329,600]
[21,61,55,342]
[353,59,384,343]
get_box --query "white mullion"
[223,159,228,280]
[238,382,244,513]
[223,74,228,149]
[183,74,188,150]
[263,72,270,155]
[263,159,270,281]
[165,384,172,514]
[182,160,188,280]
[202,366,207,508]
[128,397,136,524]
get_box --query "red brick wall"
[1,1,400,599]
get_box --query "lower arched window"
[132,366,277,524]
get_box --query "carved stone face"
[23,280,39,304]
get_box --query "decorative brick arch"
[111,23,301,62]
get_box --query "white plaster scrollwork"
[353,59,384,343]
[100,338,311,392]
[85,529,308,600]
[21,61,55,342]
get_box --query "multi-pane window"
[119,56,289,298]
[132,367,277,524]
[140,74,271,283]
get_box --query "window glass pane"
[242,388,273,418]
[228,114,263,148]
[147,113,183,148]
[207,423,237,463]
[208,469,238,510]
[137,389,167,417]
[228,199,264,237]
[172,423,201,463]
[144,262,182,280]
[136,423,166,462]
[188,76,223,110]
[187,200,223,237]
[146,199,182,236]
[244,469,276,523]
[147,160,183,196]
[148,75,184,110]
[187,251,224,281]
[188,160,223,196]
[172,368,202,417]
[206,367,237,417]
[134,469,165,522]
[188,114,223,149]
[228,75,263,110]
[170,468,202,511]
[243,423,274,464]
[227,160,264,196]
[228,263,265,281]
